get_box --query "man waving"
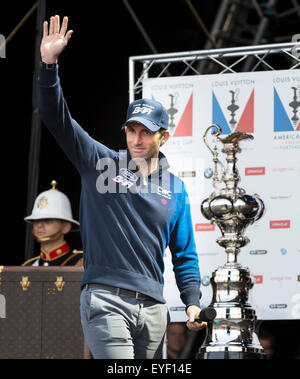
[39,15,205,359]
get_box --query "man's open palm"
[41,15,73,63]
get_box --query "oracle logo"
[270,220,290,229]
[245,167,265,175]
[195,223,215,232]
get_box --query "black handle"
[195,307,217,322]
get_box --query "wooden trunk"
[0,266,89,359]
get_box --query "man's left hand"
[186,305,207,331]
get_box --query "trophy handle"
[252,194,265,222]
[203,125,226,189]
[203,124,222,152]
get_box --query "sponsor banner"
[195,223,215,232]
[245,167,265,176]
[270,220,291,229]
[144,70,300,321]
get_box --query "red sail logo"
[173,93,193,137]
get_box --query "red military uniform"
[22,242,83,266]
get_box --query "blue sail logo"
[274,87,300,132]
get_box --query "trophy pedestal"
[196,263,267,359]
[196,351,266,359]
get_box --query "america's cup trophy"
[196,124,266,359]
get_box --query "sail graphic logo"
[273,82,300,150]
[166,92,193,137]
[142,79,194,139]
[273,86,300,132]
[212,88,254,135]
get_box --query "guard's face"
[125,122,169,162]
[32,219,71,241]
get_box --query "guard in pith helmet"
[23,180,83,266]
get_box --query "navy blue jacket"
[38,66,201,308]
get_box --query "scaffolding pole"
[24,0,46,261]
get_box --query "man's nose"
[133,133,142,145]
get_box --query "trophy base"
[196,351,267,359]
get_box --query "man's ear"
[62,221,72,235]
[160,130,170,147]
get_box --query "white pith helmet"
[24,180,80,227]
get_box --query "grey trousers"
[80,284,170,359]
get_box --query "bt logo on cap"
[131,106,153,116]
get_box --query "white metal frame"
[129,41,300,102]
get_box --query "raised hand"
[40,15,73,64]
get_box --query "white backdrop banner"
[143,69,300,321]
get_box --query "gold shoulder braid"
[22,256,40,266]
[61,249,83,266]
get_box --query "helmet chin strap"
[33,230,62,243]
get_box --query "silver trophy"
[196,124,266,359]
